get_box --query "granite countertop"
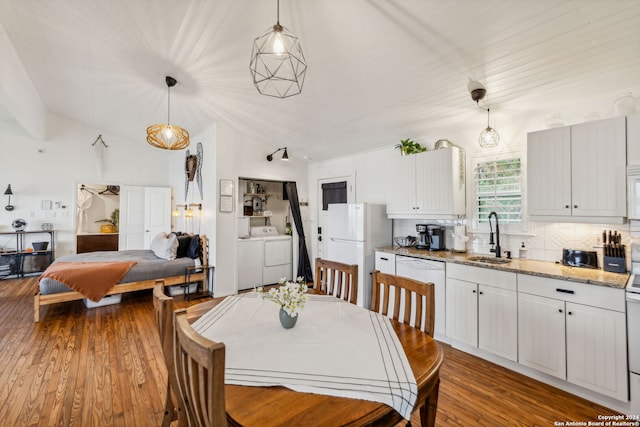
[376,246,629,289]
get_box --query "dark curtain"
[321,181,347,210]
[284,182,314,283]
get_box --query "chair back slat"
[314,258,359,305]
[153,280,187,426]
[174,309,228,427]
[371,271,435,336]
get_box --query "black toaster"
[562,249,598,269]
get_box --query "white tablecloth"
[192,292,417,420]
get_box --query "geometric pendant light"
[146,76,190,150]
[478,108,500,148]
[249,0,307,98]
[468,79,499,148]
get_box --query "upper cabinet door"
[415,148,464,216]
[387,147,465,219]
[627,112,640,166]
[387,154,416,215]
[527,126,572,216]
[571,116,626,217]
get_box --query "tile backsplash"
[392,219,633,269]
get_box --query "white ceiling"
[0,0,639,160]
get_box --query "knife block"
[603,256,626,273]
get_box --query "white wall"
[0,113,171,256]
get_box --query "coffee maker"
[427,225,446,251]
[415,224,429,249]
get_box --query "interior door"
[144,187,172,248]
[119,185,145,249]
[119,186,171,249]
[317,176,355,261]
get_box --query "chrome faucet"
[488,211,501,258]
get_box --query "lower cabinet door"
[478,285,518,361]
[566,302,628,401]
[445,278,478,347]
[517,292,566,379]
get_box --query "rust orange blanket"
[40,261,137,302]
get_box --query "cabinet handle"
[380,257,388,261]
[558,308,563,313]
[565,205,570,209]
[568,311,573,315]
[573,205,578,209]
[555,288,575,294]
[479,291,484,295]
[472,289,477,293]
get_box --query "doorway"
[316,176,355,260]
[75,183,120,253]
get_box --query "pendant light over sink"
[146,76,190,150]
[468,79,500,148]
[249,0,307,98]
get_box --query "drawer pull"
[556,288,575,294]
[380,257,389,261]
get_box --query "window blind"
[475,157,522,224]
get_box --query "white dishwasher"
[396,256,447,342]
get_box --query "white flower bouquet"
[256,277,308,317]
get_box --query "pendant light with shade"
[146,76,190,150]
[468,79,500,148]
[249,0,307,98]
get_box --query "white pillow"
[150,232,178,260]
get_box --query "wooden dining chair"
[174,308,228,427]
[314,257,359,304]
[372,271,438,427]
[153,280,188,426]
[370,270,435,337]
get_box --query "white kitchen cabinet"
[528,116,627,223]
[445,264,517,360]
[387,147,465,219]
[527,126,572,217]
[565,302,628,401]
[517,274,628,401]
[374,251,396,275]
[518,292,567,379]
[445,277,478,347]
[478,284,518,361]
[627,112,640,165]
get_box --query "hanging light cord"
[167,85,171,127]
[486,108,491,127]
[276,0,280,25]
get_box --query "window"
[474,156,522,226]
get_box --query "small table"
[183,264,214,300]
[187,293,443,426]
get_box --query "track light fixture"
[266,147,289,161]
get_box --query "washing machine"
[250,226,293,285]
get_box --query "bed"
[34,234,209,322]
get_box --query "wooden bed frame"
[34,235,209,322]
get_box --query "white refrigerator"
[326,203,392,308]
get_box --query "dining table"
[186,291,443,427]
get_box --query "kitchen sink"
[467,256,512,264]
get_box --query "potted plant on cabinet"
[395,138,428,155]
[95,208,119,233]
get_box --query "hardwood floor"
[0,277,622,426]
